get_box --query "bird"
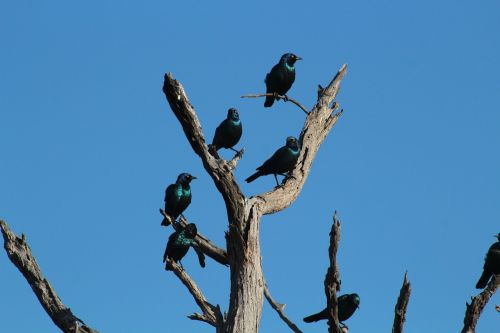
[264,53,302,107]
[161,173,197,226]
[211,108,243,152]
[163,223,198,270]
[303,293,360,324]
[475,233,500,289]
[245,136,300,186]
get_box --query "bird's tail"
[161,217,170,226]
[476,270,491,289]
[303,311,325,323]
[245,171,262,183]
[264,95,275,107]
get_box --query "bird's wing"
[265,64,280,90]
[163,232,177,262]
[212,120,225,146]
[258,147,289,173]
[485,246,500,269]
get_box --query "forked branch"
[162,73,246,219]
[324,212,342,333]
[0,220,99,333]
[392,272,411,333]
[252,64,348,215]
[263,279,303,333]
[461,275,500,333]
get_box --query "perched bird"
[161,173,197,226]
[303,293,360,324]
[245,136,300,186]
[264,53,302,107]
[475,233,500,289]
[163,223,198,270]
[211,108,243,152]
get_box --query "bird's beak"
[191,176,197,180]
[296,56,303,60]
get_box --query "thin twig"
[392,272,411,333]
[263,279,303,333]
[165,258,223,327]
[241,93,310,114]
[324,212,342,333]
[0,220,99,333]
[159,209,228,266]
[461,275,500,333]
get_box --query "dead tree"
[159,64,347,333]
[1,62,498,333]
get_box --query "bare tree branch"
[324,212,342,333]
[165,258,223,328]
[162,73,246,219]
[162,65,348,333]
[461,275,500,333]
[253,64,348,215]
[241,93,309,114]
[263,278,303,333]
[392,272,411,333]
[160,209,228,265]
[0,220,99,333]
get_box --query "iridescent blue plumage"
[161,173,196,226]
[163,223,198,270]
[211,108,243,152]
[245,136,300,186]
[264,53,302,107]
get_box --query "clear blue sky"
[1,1,499,332]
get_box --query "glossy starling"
[211,108,243,152]
[264,53,302,107]
[161,173,196,226]
[475,233,500,289]
[163,223,198,270]
[303,293,360,323]
[245,136,300,186]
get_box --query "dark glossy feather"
[212,109,242,150]
[245,137,299,183]
[264,53,300,107]
[303,294,360,323]
[476,234,500,289]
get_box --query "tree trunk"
[224,201,264,333]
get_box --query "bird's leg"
[273,174,280,187]
[283,94,289,102]
[229,147,239,153]
[178,261,184,270]
[273,92,281,101]
[339,322,348,331]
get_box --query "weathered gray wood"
[0,220,99,333]
[324,213,342,333]
[162,64,347,333]
[392,272,411,333]
[461,275,499,333]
